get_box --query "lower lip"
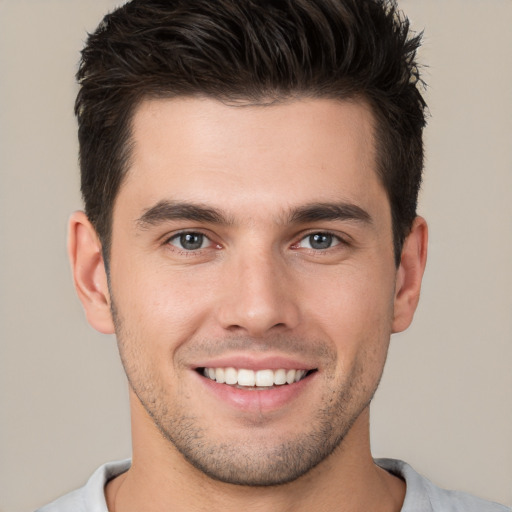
[195,371,316,413]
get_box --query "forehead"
[118,96,385,224]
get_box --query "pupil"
[310,233,332,249]
[180,233,203,250]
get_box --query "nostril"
[226,324,244,333]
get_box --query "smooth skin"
[69,97,427,512]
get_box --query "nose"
[216,249,301,337]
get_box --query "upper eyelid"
[165,232,217,255]
[295,229,351,244]
[161,229,351,250]
[168,231,207,241]
[163,229,214,243]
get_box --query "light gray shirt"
[36,458,510,512]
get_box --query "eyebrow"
[136,200,232,229]
[288,202,372,225]
[136,199,372,230]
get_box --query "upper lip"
[192,354,316,372]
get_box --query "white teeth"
[202,367,311,387]
[215,367,225,384]
[224,367,237,385]
[237,369,255,386]
[255,369,274,387]
[274,369,287,385]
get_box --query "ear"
[392,216,428,333]
[68,211,115,334]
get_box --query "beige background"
[1,1,511,511]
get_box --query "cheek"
[301,263,395,374]
[111,260,220,352]
[303,263,395,331]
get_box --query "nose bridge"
[217,242,300,335]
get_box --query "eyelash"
[164,230,348,255]
[165,231,218,254]
[291,231,347,252]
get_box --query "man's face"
[108,97,400,485]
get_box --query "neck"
[106,403,405,512]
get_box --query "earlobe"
[392,216,428,333]
[68,211,115,334]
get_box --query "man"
[36,1,509,511]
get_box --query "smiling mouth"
[198,367,317,389]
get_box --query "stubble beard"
[111,302,385,487]
[151,388,371,487]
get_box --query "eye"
[297,232,341,250]
[168,232,210,251]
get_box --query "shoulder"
[35,459,131,512]
[36,487,88,512]
[375,458,511,512]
